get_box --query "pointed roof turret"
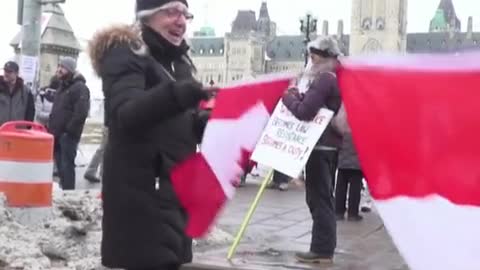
[257,2,271,37]
[430,0,461,32]
[10,3,81,52]
[258,2,270,20]
[231,10,257,35]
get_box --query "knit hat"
[308,36,343,58]
[3,61,19,73]
[136,0,188,18]
[59,56,77,73]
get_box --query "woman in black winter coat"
[88,1,212,269]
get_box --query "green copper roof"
[200,26,215,36]
[193,26,216,37]
[430,9,448,31]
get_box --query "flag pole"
[227,169,274,260]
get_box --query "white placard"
[251,102,334,178]
[19,55,38,86]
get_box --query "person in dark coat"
[49,57,90,190]
[88,0,212,269]
[334,105,364,221]
[0,61,35,126]
[282,35,343,265]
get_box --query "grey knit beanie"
[59,56,77,73]
[308,36,343,58]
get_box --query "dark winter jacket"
[282,72,342,149]
[88,24,210,269]
[338,133,361,169]
[48,73,90,141]
[0,76,35,126]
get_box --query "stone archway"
[362,38,383,53]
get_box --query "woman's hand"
[202,87,220,99]
[285,86,300,97]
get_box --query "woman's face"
[310,53,329,65]
[310,53,337,71]
[145,2,193,46]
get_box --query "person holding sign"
[282,35,343,264]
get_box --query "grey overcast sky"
[1,0,480,96]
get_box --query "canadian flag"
[171,75,292,237]
[337,52,480,270]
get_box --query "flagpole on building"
[227,169,274,260]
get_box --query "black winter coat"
[89,25,209,270]
[48,73,90,141]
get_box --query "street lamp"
[300,12,318,66]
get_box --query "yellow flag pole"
[227,169,274,260]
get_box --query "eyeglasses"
[158,8,194,21]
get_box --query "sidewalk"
[190,173,408,270]
[75,137,408,270]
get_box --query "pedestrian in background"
[0,61,35,126]
[49,57,90,190]
[282,35,343,264]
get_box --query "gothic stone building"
[10,3,81,88]
[189,0,480,86]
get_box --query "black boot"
[84,174,101,183]
[295,251,333,264]
[347,214,364,222]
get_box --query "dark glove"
[173,80,210,110]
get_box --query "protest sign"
[251,102,334,177]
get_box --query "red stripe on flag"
[337,66,480,207]
[170,153,227,237]
[212,79,291,119]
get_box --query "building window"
[362,17,372,30]
[199,49,204,54]
[209,48,214,54]
[220,48,224,54]
[376,17,385,30]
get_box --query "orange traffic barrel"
[0,121,54,207]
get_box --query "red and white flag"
[171,75,292,237]
[338,52,480,270]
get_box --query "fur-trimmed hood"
[88,24,143,76]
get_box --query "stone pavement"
[73,141,408,270]
[189,175,408,270]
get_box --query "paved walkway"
[192,172,408,270]
[73,142,408,270]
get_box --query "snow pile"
[0,191,233,270]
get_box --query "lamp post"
[18,0,66,89]
[300,12,318,66]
